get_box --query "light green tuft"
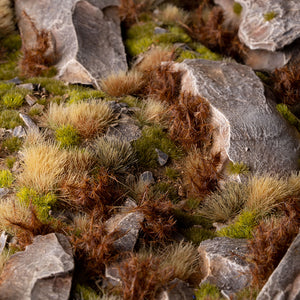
[227,161,249,175]
[233,2,243,15]
[195,283,223,300]
[2,90,24,108]
[0,169,14,188]
[1,136,22,153]
[277,103,300,132]
[0,109,23,129]
[55,125,81,148]
[264,11,277,21]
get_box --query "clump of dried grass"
[0,0,15,37]
[159,4,189,25]
[141,98,169,126]
[100,70,145,97]
[46,100,116,139]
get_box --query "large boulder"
[236,0,300,52]
[15,0,128,88]
[257,232,300,300]
[198,237,252,297]
[174,59,300,175]
[0,233,74,300]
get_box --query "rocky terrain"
[0,0,299,299]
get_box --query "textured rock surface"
[198,237,251,296]
[0,232,8,255]
[15,0,127,87]
[157,279,195,300]
[175,59,300,175]
[237,0,300,51]
[0,233,74,300]
[19,113,39,133]
[257,232,300,300]
[106,211,144,252]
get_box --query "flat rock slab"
[0,233,74,300]
[15,0,127,87]
[176,59,300,175]
[237,0,300,51]
[257,232,300,300]
[198,237,251,296]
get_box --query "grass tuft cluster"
[55,125,81,148]
[0,169,14,188]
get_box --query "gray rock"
[0,233,74,300]
[175,59,300,175]
[157,279,195,300]
[257,232,300,300]
[0,232,8,255]
[15,0,127,88]
[140,171,155,185]
[17,83,34,91]
[106,211,144,252]
[155,148,169,166]
[25,94,37,106]
[237,0,300,51]
[0,188,9,198]
[7,77,22,84]
[155,27,169,34]
[19,113,39,133]
[198,237,252,296]
[106,115,141,142]
[105,264,121,286]
[12,126,26,138]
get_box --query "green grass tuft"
[68,87,105,104]
[173,209,213,229]
[5,157,16,169]
[0,169,14,188]
[218,210,258,239]
[55,125,81,148]
[151,182,179,203]
[1,136,22,153]
[264,11,277,21]
[176,50,199,62]
[133,126,183,168]
[16,187,57,221]
[233,2,243,15]
[25,77,68,96]
[277,103,300,132]
[0,82,14,96]
[156,26,191,45]
[2,90,25,108]
[0,110,23,129]
[165,167,180,180]
[227,161,249,175]
[195,283,223,300]
[183,227,217,244]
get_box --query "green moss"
[133,126,183,168]
[165,167,180,180]
[127,22,156,40]
[5,157,16,169]
[152,182,179,203]
[0,169,14,188]
[235,287,259,300]
[75,284,101,300]
[1,34,22,52]
[2,90,25,108]
[255,71,271,85]
[194,43,223,61]
[183,227,217,244]
[55,125,81,148]
[1,137,22,153]
[0,57,20,81]
[227,161,249,175]
[120,95,142,108]
[25,77,68,96]
[17,187,57,221]
[0,82,14,96]
[28,107,43,117]
[156,26,191,44]
[185,198,202,210]
[173,209,213,229]
[218,210,258,239]
[277,103,300,132]
[195,283,223,300]
[68,87,105,103]
[233,2,243,15]
[0,110,23,129]
[176,50,199,62]
[264,11,277,21]
[126,36,154,57]
[40,66,58,78]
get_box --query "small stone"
[157,279,195,300]
[140,171,155,185]
[31,103,44,112]
[25,94,37,106]
[154,27,169,34]
[19,113,39,133]
[105,264,121,286]
[12,126,27,138]
[0,188,9,198]
[17,83,34,91]
[155,148,169,166]
[0,232,8,255]
[7,77,22,84]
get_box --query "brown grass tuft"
[100,70,145,97]
[20,11,57,77]
[183,148,222,198]
[169,92,213,150]
[159,4,189,25]
[248,198,300,287]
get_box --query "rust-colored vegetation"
[248,198,300,287]
[20,11,57,77]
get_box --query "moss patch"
[1,137,22,153]
[277,103,300,132]
[195,283,223,300]
[0,169,14,188]
[233,2,243,16]
[227,161,249,175]
[0,110,23,129]
[183,227,217,244]
[264,11,277,21]
[55,125,81,148]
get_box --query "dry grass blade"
[159,4,189,25]
[141,98,170,126]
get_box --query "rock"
[15,0,127,87]
[0,188,9,198]
[0,232,8,255]
[0,233,74,300]
[237,0,300,52]
[175,59,300,175]
[25,94,37,106]
[7,77,22,85]
[155,148,169,166]
[17,83,34,91]
[157,279,195,300]
[12,126,27,138]
[198,237,252,297]
[105,264,121,286]
[140,171,155,185]
[19,113,39,133]
[155,27,169,34]
[106,115,142,143]
[106,211,144,252]
[257,232,300,300]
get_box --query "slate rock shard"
[174,59,300,175]
[0,233,74,300]
[236,0,300,52]
[15,0,128,88]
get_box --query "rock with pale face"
[15,0,127,88]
